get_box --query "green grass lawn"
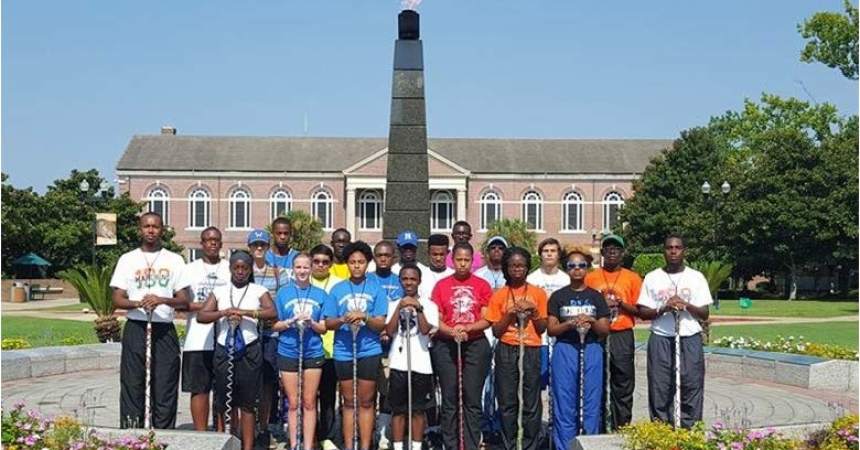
[2,316,187,348]
[635,320,859,350]
[39,302,94,312]
[2,316,100,347]
[711,299,858,318]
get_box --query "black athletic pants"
[606,328,635,430]
[317,357,338,442]
[120,319,180,429]
[494,343,542,450]
[431,337,490,450]
[646,332,705,429]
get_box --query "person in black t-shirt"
[546,248,610,448]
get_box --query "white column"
[346,188,357,237]
[456,188,467,222]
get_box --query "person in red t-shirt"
[484,246,548,450]
[431,242,493,450]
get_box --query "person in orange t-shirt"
[584,234,642,430]
[484,246,548,450]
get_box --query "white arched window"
[603,191,625,231]
[146,187,170,225]
[479,191,502,231]
[359,190,383,231]
[562,191,584,231]
[312,190,334,230]
[188,188,211,229]
[270,189,292,220]
[431,190,455,231]
[521,190,543,231]
[229,189,251,229]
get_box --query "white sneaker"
[378,436,391,450]
[321,440,338,450]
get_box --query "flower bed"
[620,415,858,450]
[712,335,858,361]
[2,403,164,450]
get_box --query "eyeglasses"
[566,262,590,270]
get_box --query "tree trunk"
[788,266,798,300]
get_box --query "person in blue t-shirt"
[273,253,329,450]
[323,241,389,450]
[265,217,300,277]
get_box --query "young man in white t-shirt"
[110,212,190,429]
[636,234,712,428]
[181,226,230,431]
[384,263,439,450]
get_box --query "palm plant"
[689,260,734,344]
[59,264,121,343]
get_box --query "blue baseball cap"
[247,229,271,245]
[396,230,419,248]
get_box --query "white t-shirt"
[392,261,430,277]
[182,259,230,351]
[418,266,455,301]
[638,267,713,337]
[213,282,269,346]
[110,248,189,323]
[475,266,505,291]
[527,268,570,298]
[528,267,570,345]
[386,297,439,374]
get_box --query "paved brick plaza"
[2,365,855,433]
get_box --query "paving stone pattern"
[2,366,856,432]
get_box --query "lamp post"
[701,180,730,309]
[80,179,112,267]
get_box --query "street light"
[702,180,731,308]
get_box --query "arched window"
[312,189,334,230]
[145,187,169,225]
[562,191,584,231]
[270,189,292,220]
[603,191,625,231]
[188,188,211,229]
[521,190,543,231]
[359,190,383,231]
[229,189,251,229]
[431,190,455,231]
[479,191,502,230]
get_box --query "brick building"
[116,128,670,259]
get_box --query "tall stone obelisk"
[383,8,430,261]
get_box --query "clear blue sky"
[3,1,856,192]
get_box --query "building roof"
[117,135,671,175]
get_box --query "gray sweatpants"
[646,333,704,428]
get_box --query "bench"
[28,285,64,301]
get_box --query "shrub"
[60,336,85,346]
[805,414,859,450]
[1,338,31,350]
[274,210,324,253]
[632,253,664,278]
[712,335,858,361]
[1,403,165,449]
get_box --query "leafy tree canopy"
[798,0,859,80]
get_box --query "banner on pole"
[96,213,117,246]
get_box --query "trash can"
[10,282,26,303]
[739,297,752,309]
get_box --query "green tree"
[620,127,728,262]
[622,95,858,298]
[276,210,324,252]
[1,174,43,277]
[798,0,859,80]
[481,219,539,268]
[1,169,182,276]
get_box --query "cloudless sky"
[3,1,857,192]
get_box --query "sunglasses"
[566,262,590,270]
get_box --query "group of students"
[111,213,713,450]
